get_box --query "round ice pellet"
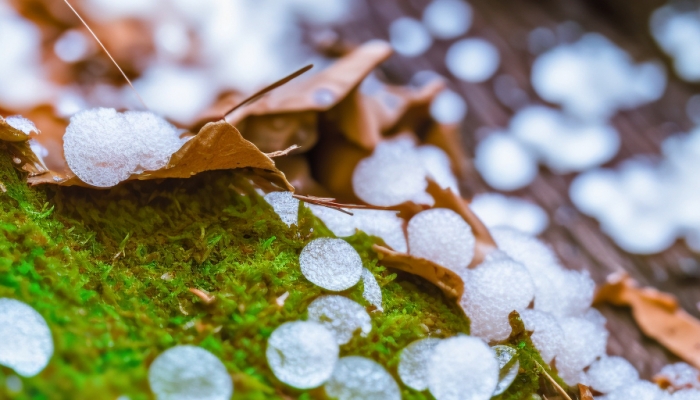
[324,356,401,400]
[407,208,475,272]
[307,295,371,345]
[0,298,53,377]
[299,238,363,291]
[398,337,442,391]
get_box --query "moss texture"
[0,147,560,399]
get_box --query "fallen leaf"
[372,244,464,300]
[595,273,700,369]
[24,119,293,190]
[0,116,37,141]
[578,384,594,400]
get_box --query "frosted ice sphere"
[63,108,183,187]
[520,309,564,364]
[556,316,609,385]
[672,389,700,400]
[427,336,499,400]
[569,169,623,217]
[54,30,91,63]
[422,0,473,39]
[407,208,475,272]
[266,321,339,389]
[307,295,371,345]
[459,255,535,341]
[474,133,538,191]
[655,362,700,390]
[604,380,670,400]
[470,193,549,236]
[5,116,38,135]
[307,206,408,253]
[398,337,442,391]
[491,227,561,274]
[417,145,460,194]
[586,356,639,394]
[264,191,299,227]
[324,356,400,400]
[0,298,53,377]
[352,138,428,206]
[430,89,467,124]
[389,17,432,57]
[361,268,383,312]
[299,238,363,291]
[492,345,520,395]
[148,345,233,400]
[535,268,596,318]
[446,38,500,82]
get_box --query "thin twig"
[63,0,148,110]
[223,64,313,118]
[535,360,573,400]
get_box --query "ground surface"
[330,0,700,378]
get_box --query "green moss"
[0,148,473,399]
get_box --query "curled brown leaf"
[595,273,700,369]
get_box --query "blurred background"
[2,0,700,378]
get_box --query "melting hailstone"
[148,345,233,400]
[427,335,499,400]
[416,145,461,194]
[422,0,473,39]
[429,89,467,125]
[654,362,700,390]
[266,321,339,389]
[361,268,383,312]
[324,356,401,400]
[5,115,39,135]
[602,380,670,400]
[556,316,609,385]
[459,252,535,341]
[299,238,363,291]
[264,191,299,227]
[492,345,519,395]
[445,38,500,83]
[470,193,549,236]
[585,356,639,394]
[0,298,53,377]
[407,208,475,272]
[398,337,442,391]
[307,295,371,345]
[519,309,564,364]
[389,17,433,57]
[63,108,184,187]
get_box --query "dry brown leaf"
[595,273,700,369]
[25,120,293,190]
[372,244,464,300]
[0,116,35,142]
[578,384,594,400]
[274,155,331,197]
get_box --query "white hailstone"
[84,0,160,21]
[286,0,353,25]
[154,22,192,59]
[429,89,467,125]
[264,192,300,227]
[0,299,53,377]
[603,380,670,400]
[134,65,219,125]
[446,38,500,83]
[299,238,363,291]
[655,363,700,390]
[54,30,91,63]
[470,193,549,236]
[352,138,428,207]
[324,356,401,400]
[651,6,700,82]
[569,169,623,217]
[459,254,535,341]
[307,295,371,345]
[556,316,609,385]
[148,345,233,400]
[490,227,560,274]
[361,268,383,312]
[389,17,433,57]
[63,108,184,188]
[672,389,700,400]
[519,309,565,364]
[474,132,538,191]
[398,338,442,391]
[422,0,473,39]
[427,336,499,400]
[407,208,475,272]
[583,308,608,328]
[307,206,407,253]
[509,106,620,173]
[531,33,666,120]
[585,356,639,394]
[492,345,519,395]
[4,116,38,135]
[266,321,339,389]
[535,268,596,318]
[416,145,461,194]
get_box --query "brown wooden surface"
[328,0,700,378]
